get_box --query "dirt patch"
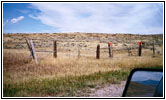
[88,81,126,97]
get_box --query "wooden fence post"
[153,42,155,57]
[138,42,142,56]
[54,41,57,58]
[25,38,33,57]
[78,44,80,59]
[96,44,100,59]
[108,42,113,58]
[30,40,38,64]
[108,43,111,58]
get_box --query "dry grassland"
[3,33,163,97]
[3,49,163,97]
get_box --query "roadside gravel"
[88,81,126,97]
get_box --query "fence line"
[25,38,157,62]
[35,50,53,53]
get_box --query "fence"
[25,38,160,64]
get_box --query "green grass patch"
[3,66,163,97]
[3,70,129,97]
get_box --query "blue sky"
[132,71,163,81]
[3,2,163,34]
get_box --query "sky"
[3,2,163,34]
[132,71,163,82]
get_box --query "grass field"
[3,49,163,97]
[3,33,163,97]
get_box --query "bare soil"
[88,81,126,97]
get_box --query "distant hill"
[3,33,163,51]
[136,80,159,86]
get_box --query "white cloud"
[11,16,24,23]
[28,14,38,20]
[18,9,30,14]
[30,3,163,34]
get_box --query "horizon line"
[3,32,163,35]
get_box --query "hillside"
[3,33,163,50]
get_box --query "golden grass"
[3,49,163,97]
[3,49,163,84]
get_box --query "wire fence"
[25,38,163,64]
